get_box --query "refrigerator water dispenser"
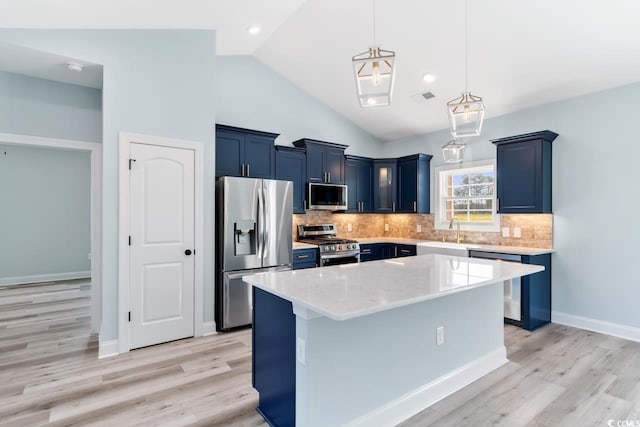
[234,219,256,256]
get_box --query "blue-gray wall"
[0,144,91,283]
[383,82,640,330]
[0,30,217,343]
[216,55,383,157]
[0,70,102,142]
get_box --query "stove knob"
[350,244,356,250]
[338,245,343,251]
[331,245,336,251]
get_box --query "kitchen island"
[244,254,543,427]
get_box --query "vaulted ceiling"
[2,0,639,141]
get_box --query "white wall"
[0,70,102,142]
[0,30,217,343]
[0,144,91,284]
[216,55,383,157]
[383,82,640,331]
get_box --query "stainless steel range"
[297,224,360,267]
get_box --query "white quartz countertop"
[293,241,318,250]
[244,254,543,321]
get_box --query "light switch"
[416,224,422,233]
[436,326,445,346]
[384,224,389,232]
[347,223,353,232]
[502,227,510,238]
[513,227,522,238]
[296,337,306,365]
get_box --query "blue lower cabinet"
[395,244,417,257]
[253,287,296,426]
[359,244,379,262]
[293,248,318,270]
[521,254,552,331]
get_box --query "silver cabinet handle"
[361,249,371,254]
[394,246,398,257]
[241,164,245,177]
[414,201,417,212]
[392,202,396,212]
[328,171,331,182]
[296,254,310,259]
[247,163,250,177]
[401,249,410,254]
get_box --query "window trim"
[434,159,500,232]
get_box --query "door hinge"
[128,311,131,322]
[129,158,136,170]
[128,235,131,246]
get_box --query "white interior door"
[129,142,195,349]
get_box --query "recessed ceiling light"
[366,98,377,105]
[66,63,84,72]
[247,26,261,35]
[423,73,436,83]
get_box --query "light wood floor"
[1,280,639,426]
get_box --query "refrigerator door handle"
[261,183,269,261]
[256,184,264,262]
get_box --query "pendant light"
[352,0,396,107]
[442,139,466,163]
[447,0,485,137]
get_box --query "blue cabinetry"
[276,147,306,214]
[292,248,318,270]
[468,251,551,331]
[373,154,431,214]
[360,243,416,262]
[397,154,432,214]
[293,139,347,184]
[345,156,373,213]
[373,160,397,213]
[492,130,558,214]
[215,124,277,179]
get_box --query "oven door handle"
[320,251,361,259]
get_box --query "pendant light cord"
[465,0,468,93]
[372,0,377,46]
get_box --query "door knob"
[185,249,192,256]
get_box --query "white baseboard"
[346,346,508,427]
[552,311,640,343]
[202,321,217,336]
[0,271,91,287]
[98,339,119,359]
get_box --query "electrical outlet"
[384,223,389,232]
[502,227,510,238]
[347,223,353,232]
[296,337,306,365]
[513,227,522,238]
[436,326,445,346]
[416,224,422,233]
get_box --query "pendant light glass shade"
[442,139,466,163]
[447,0,485,137]
[447,92,485,137]
[353,47,396,107]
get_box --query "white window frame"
[434,159,500,232]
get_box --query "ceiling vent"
[411,91,436,104]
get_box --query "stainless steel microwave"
[307,183,348,211]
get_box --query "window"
[434,160,499,232]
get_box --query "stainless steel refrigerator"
[215,176,293,331]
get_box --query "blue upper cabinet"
[275,146,307,214]
[397,154,432,214]
[492,130,558,214]
[373,159,397,213]
[292,139,348,184]
[215,124,277,179]
[345,156,373,213]
[373,154,431,213]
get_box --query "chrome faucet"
[449,217,462,244]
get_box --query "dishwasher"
[469,251,523,322]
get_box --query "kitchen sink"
[416,241,480,257]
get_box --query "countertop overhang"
[244,254,543,321]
